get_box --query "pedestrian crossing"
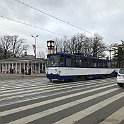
[100,106,124,124]
[0,77,124,124]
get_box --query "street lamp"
[31,35,38,76]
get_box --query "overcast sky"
[0,0,124,56]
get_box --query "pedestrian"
[11,69,13,74]
[10,68,12,74]
[21,67,24,76]
[28,68,31,75]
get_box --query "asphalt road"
[0,77,124,124]
[0,73,46,80]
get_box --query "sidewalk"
[0,73,46,77]
[0,73,46,83]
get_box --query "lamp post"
[31,35,38,76]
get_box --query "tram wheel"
[81,76,87,81]
[73,77,77,82]
[49,79,53,82]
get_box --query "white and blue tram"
[46,53,116,81]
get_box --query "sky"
[0,0,124,57]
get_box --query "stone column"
[24,63,26,74]
[27,62,29,74]
[38,63,40,73]
[8,63,10,73]
[5,62,7,73]
[2,62,3,73]
[0,63,1,73]
[6,63,9,73]
[31,63,33,74]
[15,62,17,73]
[44,63,46,72]
[12,62,13,69]
[42,63,44,73]
[20,63,21,73]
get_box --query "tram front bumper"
[46,74,60,79]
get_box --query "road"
[0,77,124,124]
[0,73,45,80]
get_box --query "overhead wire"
[13,0,114,42]
[0,15,65,37]
[13,0,93,35]
[1,0,114,43]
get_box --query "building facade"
[0,55,46,74]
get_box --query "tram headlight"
[55,69,58,74]
[55,69,61,74]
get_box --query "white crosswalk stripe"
[0,85,117,117]
[0,80,108,97]
[0,77,124,124]
[5,88,120,124]
[0,79,115,106]
[100,106,124,124]
[54,92,124,124]
[0,82,115,101]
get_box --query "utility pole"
[31,35,38,76]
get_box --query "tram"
[46,53,116,82]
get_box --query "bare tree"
[111,40,124,67]
[38,51,45,58]
[0,35,28,59]
[91,34,106,57]
[54,34,92,55]
[0,45,4,59]
[78,35,92,56]
[54,33,106,58]
[54,37,69,53]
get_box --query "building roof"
[0,55,46,63]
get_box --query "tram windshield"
[47,55,64,67]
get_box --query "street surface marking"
[0,81,115,102]
[54,92,124,124]
[6,88,119,124]
[100,106,124,124]
[0,80,105,97]
[0,84,117,117]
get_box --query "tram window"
[99,61,101,67]
[85,59,89,67]
[100,61,102,67]
[102,61,105,67]
[87,59,91,67]
[98,62,100,67]
[47,55,59,66]
[71,57,75,66]
[97,62,100,67]
[93,62,97,67]
[83,61,86,67]
[59,55,64,66]
[108,61,111,67]
[100,61,103,67]
[104,61,108,67]
[66,57,72,67]
[82,59,85,67]
[90,59,94,67]
[81,58,84,67]
[83,59,88,67]
[86,59,89,67]
[76,57,82,67]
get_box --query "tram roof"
[47,52,109,61]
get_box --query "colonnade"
[0,61,45,74]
